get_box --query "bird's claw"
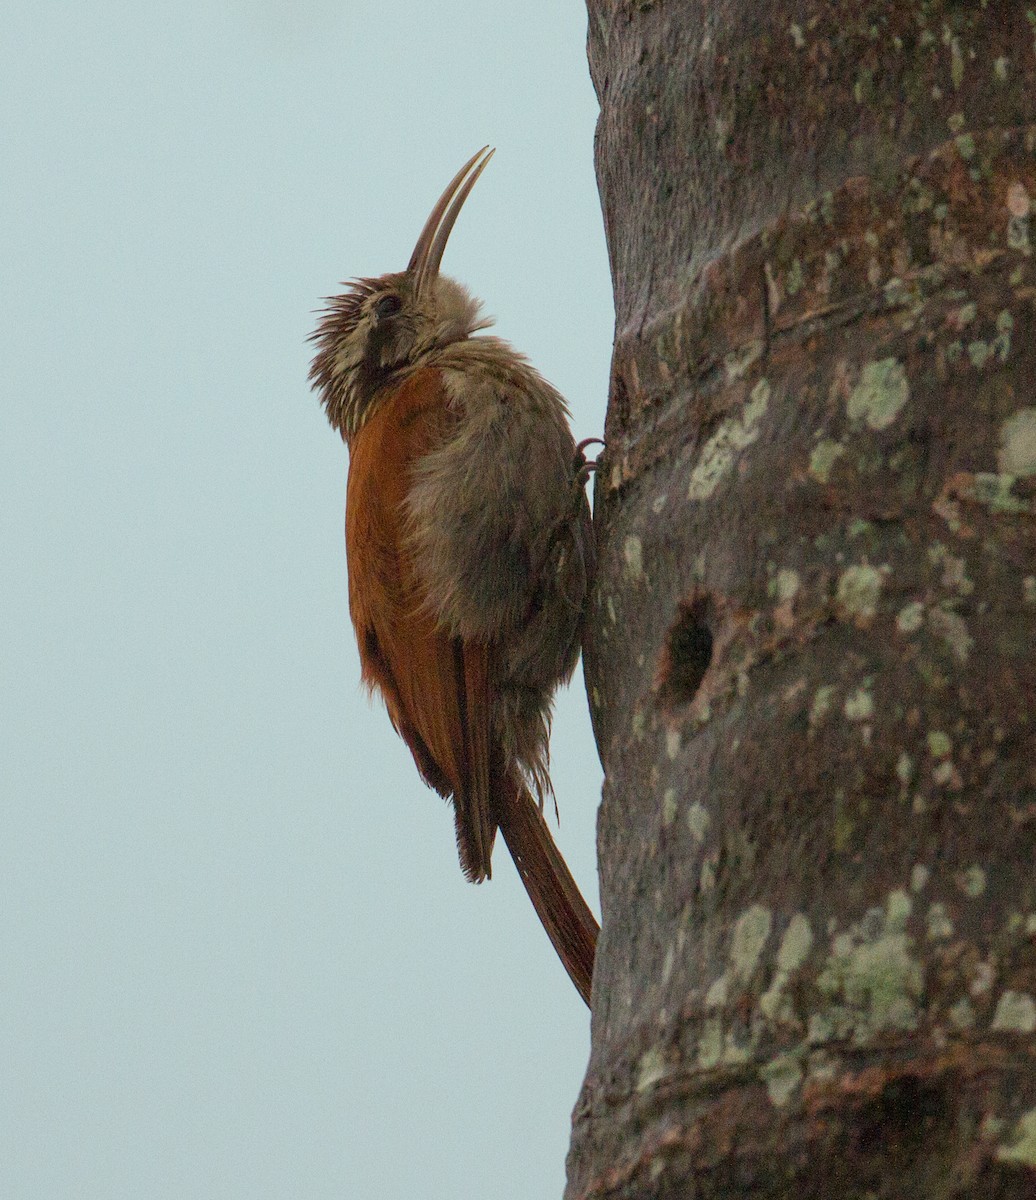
[574,437,605,486]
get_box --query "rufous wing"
[344,367,495,880]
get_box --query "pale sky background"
[1,4,613,1198]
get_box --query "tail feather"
[495,776,598,1006]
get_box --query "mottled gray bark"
[572,2,1036,1197]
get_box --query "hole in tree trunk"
[660,597,714,705]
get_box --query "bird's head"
[309,147,495,440]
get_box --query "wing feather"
[345,368,495,880]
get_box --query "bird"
[308,147,599,1005]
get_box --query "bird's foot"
[574,437,605,487]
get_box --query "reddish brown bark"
[574,3,1036,1197]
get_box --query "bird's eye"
[374,294,402,320]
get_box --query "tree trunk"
[571,2,1036,1197]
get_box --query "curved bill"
[408,146,495,298]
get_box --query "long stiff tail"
[495,776,599,1007]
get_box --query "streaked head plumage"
[309,148,495,439]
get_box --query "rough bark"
[572,2,1036,1197]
